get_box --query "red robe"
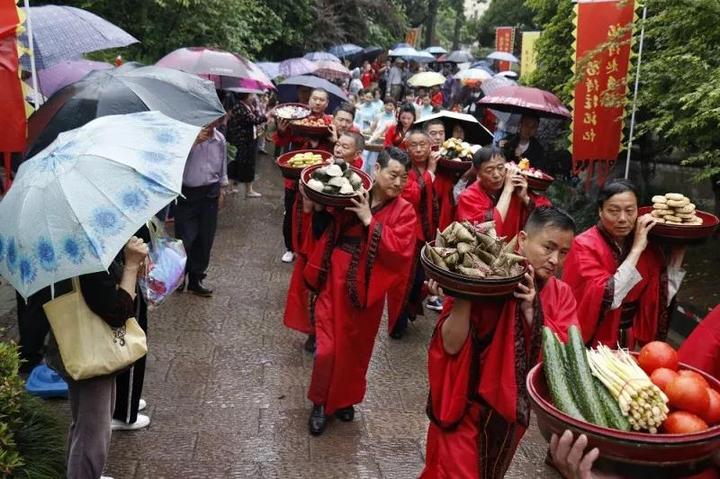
[455,181,551,238]
[679,305,720,380]
[434,170,458,232]
[272,113,334,190]
[421,277,578,479]
[384,123,408,149]
[561,225,669,348]
[302,197,417,414]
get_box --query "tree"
[424,0,440,47]
[476,0,536,47]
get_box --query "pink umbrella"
[156,47,273,90]
[312,60,350,81]
[37,59,112,97]
[278,58,317,78]
[477,85,571,119]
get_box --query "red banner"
[0,0,26,153]
[494,26,514,72]
[571,0,635,179]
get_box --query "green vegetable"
[542,327,586,421]
[565,326,608,427]
[593,378,631,431]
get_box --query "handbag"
[43,277,147,381]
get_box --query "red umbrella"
[156,47,273,90]
[312,60,351,80]
[477,85,571,119]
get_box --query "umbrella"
[414,111,493,145]
[304,51,341,63]
[328,43,363,59]
[425,46,448,56]
[20,6,138,71]
[277,75,348,113]
[37,59,112,98]
[477,85,571,119]
[256,62,281,79]
[389,47,436,63]
[480,75,516,96]
[407,71,445,88]
[392,42,412,50]
[497,70,519,80]
[361,46,384,62]
[26,63,226,158]
[470,60,495,72]
[156,47,273,90]
[312,60,351,81]
[454,68,493,84]
[0,111,200,298]
[487,51,520,63]
[278,58,318,78]
[445,50,475,63]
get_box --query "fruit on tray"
[305,160,364,195]
[508,158,545,179]
[286,152,324,168]
[650,193,703,225]
[274,104,310,120]
[438,138,477,161]
[293,116,328,127]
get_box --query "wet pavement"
[0,154,561,478]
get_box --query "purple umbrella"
[156,47,273,90]
[304,51,341,63]
[278,58,317,77]
[20,6,138,71]
[256,62,280,79]
[37,59,112,98]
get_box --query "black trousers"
[283,187,297,252]
[113,298,147,424]
[230,139,258,183]
[174,184,220,283]
[17,292,50,373]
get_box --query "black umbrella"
[27,63,225,157]
[277,75,349,113]
[362,46,384,61]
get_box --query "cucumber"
[542,327,586,421]
[593,378,631,431]
[565,325,608,427]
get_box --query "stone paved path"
[0,154,558,478]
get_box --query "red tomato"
[666,376,710,416]
[678,369,711,389]
[638,341,678,374]
[650,367,679,392]
[702,388,720,425]
[663,411,709,434]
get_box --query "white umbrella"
[487,51,520,63]
[414,111,493,145]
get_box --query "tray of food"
[510,158,554,191]
[641,193,719,242]
[272,103,311,121]
[420,221,527,298]
[290,116,330,137]
[301,161,372,207]
[276,149,331,179]
[437,138,475,173]
[528,328,720,477]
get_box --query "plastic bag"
[139,217,187,307]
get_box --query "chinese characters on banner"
[520,31,540,80]
[494,26,515,72]
[571,0,635,183]
[405,27,422,49]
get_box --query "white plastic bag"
[139,217,187,307]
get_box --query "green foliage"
[476,0,537,47]
[0,342,66,479]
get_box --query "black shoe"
[187,280,213,297]
[304,335,316,353]
[335,406,354,422]
[308,404,327,436]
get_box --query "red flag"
[494,27,515,72]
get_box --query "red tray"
[638,206,719,242]
[289,121,330,137]
[420,241,526,299]
[523,171,554,192]
[300,164,372,208]
[438,157,473,174]
[276,149,332,180]
[527,358,720,476]
[272,103,311,121]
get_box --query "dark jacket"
[503,135,546,172]
[225,101,267,148]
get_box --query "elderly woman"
[562,180,686,348]
[226,92,268,198]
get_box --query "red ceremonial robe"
[455,181,551,238]
[679,305,720,380]
[434,170,458,231]
[421,277,578,479]
[302,197,417,414]
[561,225,669,348]
[272,113,334,190]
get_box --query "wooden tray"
[638,206,719,243]
[272,103,311,121]
[300,164,373,207]
[276,149,332,180]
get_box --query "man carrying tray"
[420,206,581,479]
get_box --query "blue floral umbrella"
[0,111,200,298]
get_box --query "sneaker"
[281,251,295,263]
[426,297,443,312]
[101,476,114,479]
[138,399,147,411]
[245,191,262,198]
[111,413,150,431]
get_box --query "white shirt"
[611,263,686,309]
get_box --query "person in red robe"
[384,103,416,148]
[679,305,720,380]
[421,206,580,479]
[301,147,417,435]
[389,129,440,339]
[562,180,686,349]
[455,146,551,240]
